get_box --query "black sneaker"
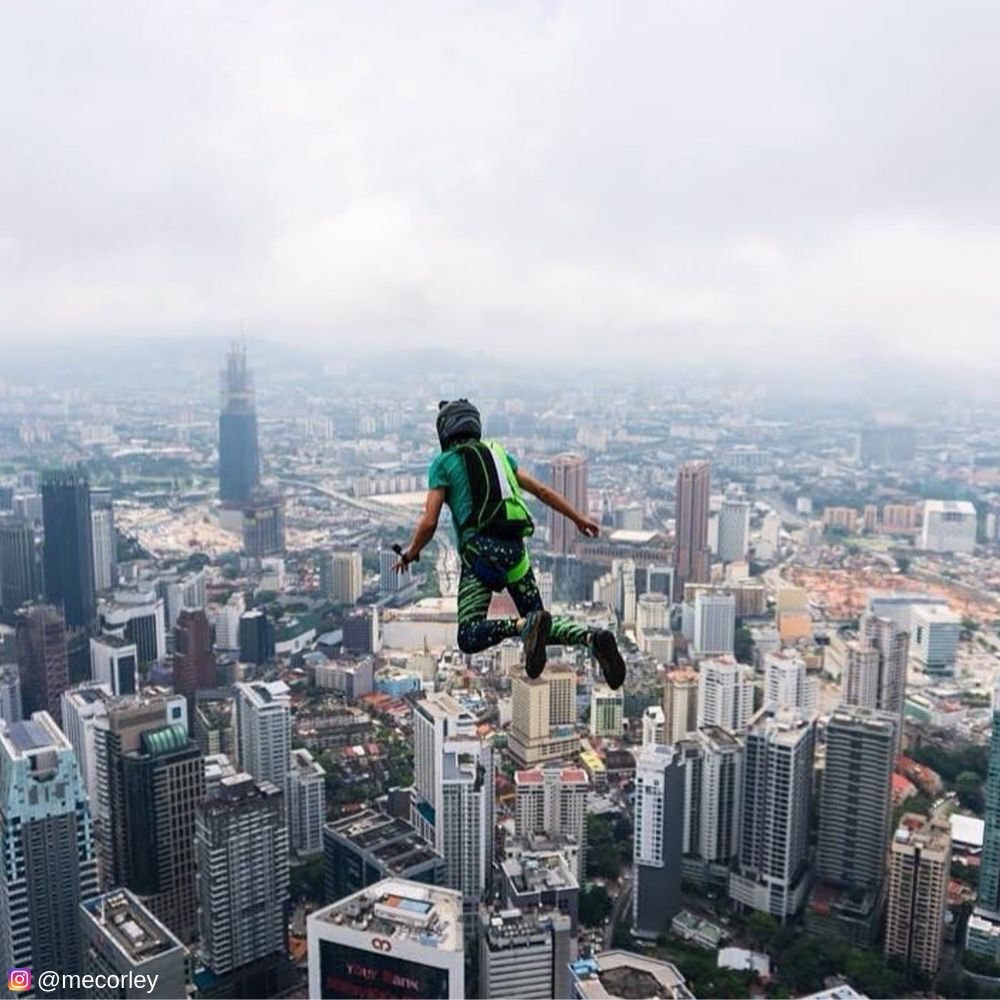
[592,629,626,690]
[521,610,552,679]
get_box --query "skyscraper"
[320,549,364,605]
[691,589,736,657]
[817,708,896,892]
[41,468,96,628]
[242,493,286,558]
[673,460,711,599]
[411,693,495,914]
[0,668,21,724]
[0,713,99,982]
[118,723,204,944]
[589,684,623,737]
[676,726,744,887]
[89,633,138,697]
[717,498,750,564]
[885,814,951,977]
[16,603,69,723]
[90,504,116,593]
[100,588,167,666]
[196,771,289,994]
[549,455,588,555]
[479,904,572,1000]
[173,608,216,701]
[234,680,292,796]
[218,343,260,505]
[633,744,684,938]
[968,686,1000,962]
[61,682,113,803]
[697,656,754,734]
[514,765,589,881]
[663,669,699,744]
[843,614,910,747]
[93,694,202,943]
[508,666,578,766]
[763,650,819,713]
[0,515,43,612]
[729,707,816,921]
[308,879,465,1000]
[289,747,326,858]
[80,890,188,1000]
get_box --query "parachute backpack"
[455,438,535,543]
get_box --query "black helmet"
[436,399,481,449]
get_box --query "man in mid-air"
[394,399,626,688]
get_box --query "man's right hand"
[575,516,600,538]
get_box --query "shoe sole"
[523,611,552,679]
[594,631,626,690]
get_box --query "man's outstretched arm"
[515,469,600,537]
[394,488,446,570]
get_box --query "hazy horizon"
[2,1,999,372]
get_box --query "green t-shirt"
[428,443,519,548]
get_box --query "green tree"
[735,627,755,665]
[289,856,325,902]
[579,885,612,927]
[745,912,779,951]
[895,553,911,574]
[956,770,985,811]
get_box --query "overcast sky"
[2,1,998,370]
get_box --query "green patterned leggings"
[456,535,593,654]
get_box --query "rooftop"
[81,890,185,963]
[1,714,69,757]
[326,809,443,874]
[481,905,568,951]
[312,878,462,953]
[502,850,578,894]
[570,950,694,1000]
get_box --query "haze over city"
[4,5,1000,1000]
[3,1,1000,372]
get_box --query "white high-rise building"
[321,550,363,605]
[509,666,578,767]
[590,684,623,738]
[514,765,589,881]
[642,706,666,747]
[717,499,751,564]
[411,693,495,912]
[61,682,113,801]
[663,669,699,744]
[379,547,403,595]
[756,512,782,562]
[196,771,289,977]
[910,605,961,677]
[308,879,465,1000]
[697,657,754,734]
[162,570,207,629]
[633,744,684,938]
[234,681,292,796]
[214,592,245,651]
[0,713,99,979]
[676,726,744,881]
[763,651,818,713]
[100,589,167,665]
[729,707,816,921]
[920,500,977,554]
[844,615,910,748]
[91,507,116,592]
[288,747,326,858]
[692,589,736,657]
[637,592,670,650]
[90,633,139,697]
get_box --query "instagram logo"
[7,969,31,992]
